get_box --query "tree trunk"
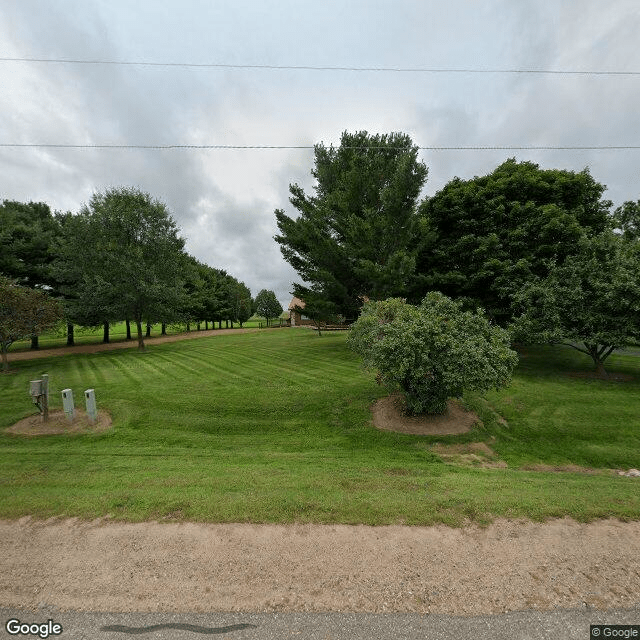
[584,343,612,378]
[595,360,608,378]
[218,320,222,329]
[161,323,167,335]
[66,323,75,346]
[103,321,109,343]
[205,321,208,330]
[225,320,229,329]
[197,322,201,331]
[126,319,132,340]
[146,323,152,338]
[1,345,8,372]
[31,335,39,350]
[136,319,145,351]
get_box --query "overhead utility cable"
[0,57,638,76]
[1,143,639,151]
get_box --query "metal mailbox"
[30,380,44,402]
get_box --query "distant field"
[1,330,639,525]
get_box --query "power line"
[1,56,639,76]
[1,143,639,151]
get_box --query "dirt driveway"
[6,327,262,363]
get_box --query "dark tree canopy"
[275,130,428,320]
[415,159,611,323]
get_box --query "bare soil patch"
[431,442,508,469]
[4,409,112,437]
[371,395,480,435]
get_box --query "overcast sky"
[2,1,639,308]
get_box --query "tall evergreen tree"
[274,131,427,320]
[0,200,63,348]
[0,200,59,289]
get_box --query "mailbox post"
[41,374,49,421]
[29,379,48,422]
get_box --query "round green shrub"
[347,293,518,414]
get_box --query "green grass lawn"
[1,330,639,525]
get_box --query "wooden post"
[41,374,49,422]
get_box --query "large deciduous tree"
[348,293,518,415]
[56,187,186,351]
[510,232,640,377]
[274,131,428,320]
[0,276,63,371]
[254,289,282,327]
[415,159,611,324]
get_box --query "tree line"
[0,187,282,370]
[275,130,640,378]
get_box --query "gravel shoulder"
[2,517,639,615]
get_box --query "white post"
[61,389,75,422]
[84,389,97,424]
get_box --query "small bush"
[347,293,518,414]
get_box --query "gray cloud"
[1,0,639,307]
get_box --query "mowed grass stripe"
[247,335,359,377]
[100,353,146,387]
[78,353,110,387]
[155,337,264,382]
[2,330,640,524]
[147,350,217,380]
